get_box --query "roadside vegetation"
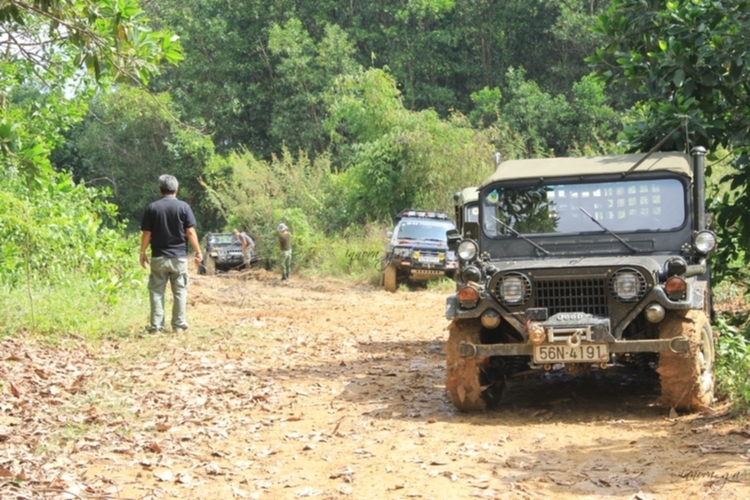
[2,0,750,412]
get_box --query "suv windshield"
[209,234,238,244]
[482,177,686,237]
[396,220,454,241]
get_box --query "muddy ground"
[2,267,750,499]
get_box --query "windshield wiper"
[489,216,551,255]
[578,208,638,253]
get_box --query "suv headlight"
[393,247,411,258]
[457,240,478,261]
[693,230,717,254]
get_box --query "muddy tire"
[445,319,504,412]
[383,264,398,293]
[657,310,714,411]
[205,255,216,276]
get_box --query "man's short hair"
[158,174,179,194]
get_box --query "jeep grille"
[535,278,608,317]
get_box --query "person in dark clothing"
[140,174,202,333]
[277,223,292,280]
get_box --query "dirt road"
[2,269,750,499]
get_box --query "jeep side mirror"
[446,229,461,251]
[386,231,393,238]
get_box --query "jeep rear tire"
[445,319,504,412]
[205,255,216,276]
[657,310,714,411]
[383,264,398,293]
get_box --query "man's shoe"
[173,326,189,333]
[146,326,163,334]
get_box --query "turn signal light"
[458,286,479,309]
[665,276,687,300]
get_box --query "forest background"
[3,0,750,409]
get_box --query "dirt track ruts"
[2,268,749,499]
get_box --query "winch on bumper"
[456,312,690,363]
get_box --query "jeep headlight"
[694,230,717,254]
[499,275,526,304]
[496,273,531,305]
[610,269,646,302]
[457,240,478,261]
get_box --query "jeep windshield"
[395,220,454,242]
[482,177,686,237]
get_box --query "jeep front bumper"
[457,337,689,358]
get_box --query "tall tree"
[145,0,613,159]
[64,87,221,231]
[0,0,183,180]
[587,0,750,275]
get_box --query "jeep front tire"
[445,319,504,412]
[657,310,714,411]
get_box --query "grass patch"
[312,224,385,284]
[715,315,750,413]
[426,277,457,293]
[0,280,147,342]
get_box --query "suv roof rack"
[395,209,451,222]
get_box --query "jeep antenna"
[623,123,682,177]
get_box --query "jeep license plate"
[420,255,439,263]
[533,344,608,363]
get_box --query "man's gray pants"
[148,257,189,331]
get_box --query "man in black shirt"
[140,175,202,333]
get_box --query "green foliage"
[588,0,750,253]
[0,169,140,327]
[146,0,613,157]
[327,68,497,224]
[426,277,458,293]
[313,224,385,282]
[0,282,146,340]
[268,19,360,155]
[1,0,182,86]
[272,208,326,274]
[205,148,333,267]
[0,0,188,338]
[469,87,502,128]
[714,315,750,412]
[0,0,183,184]
[500,68,623,157]
[56,86,223,232]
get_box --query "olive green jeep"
[445,148,716,412]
